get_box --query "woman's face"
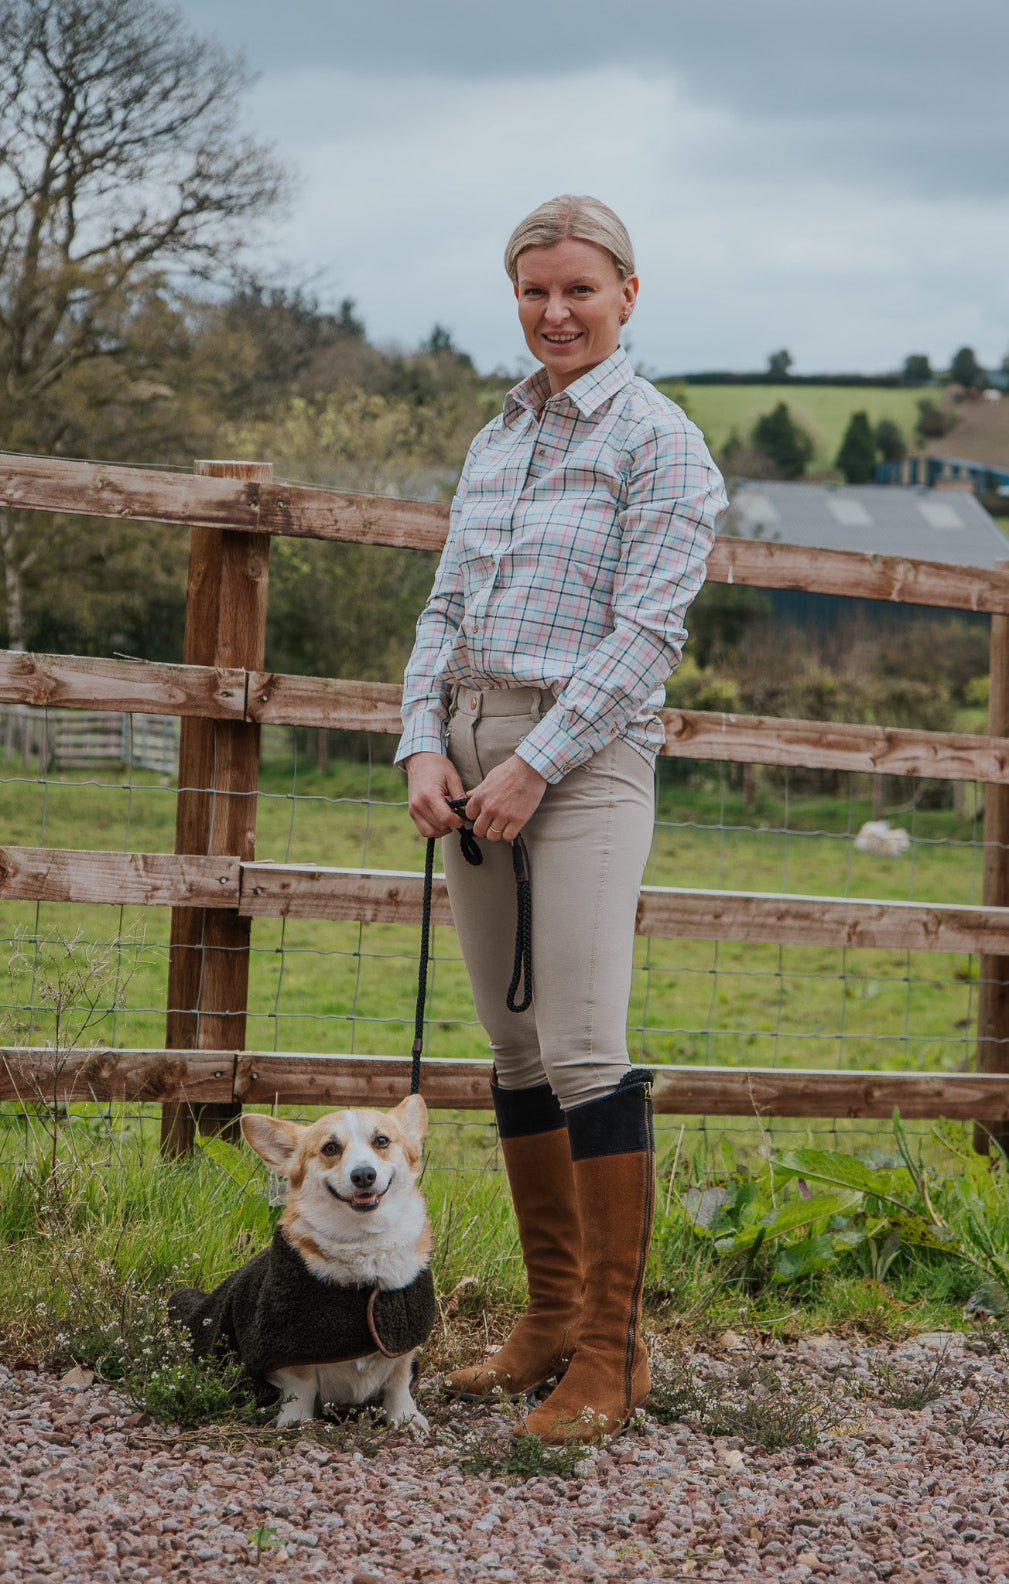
[514,238,638,395]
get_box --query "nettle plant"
[653,1115,1009,1306]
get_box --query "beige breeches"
[443,686,654,1111]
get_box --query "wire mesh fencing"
[0,708,990,1170]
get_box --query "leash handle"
[411,798,532,1093]
[506,834,533,1012]
[411,834,436,1096]
[411,798,478,1095]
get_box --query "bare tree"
[0,0,286,647]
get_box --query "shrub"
[750,402,814,479]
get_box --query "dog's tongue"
[354,1191,380,1206]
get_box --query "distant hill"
[657,382,930,474]
[922,396,1009,471]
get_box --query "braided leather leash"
[410,797,532,1095]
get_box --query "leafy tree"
[835,412,877,483]
[901,354,932,385]
[766,349,793,380]
[217,287,386,418]
[915,398,958,444]
[337,298,366,339]
[683,584,773,670]
[950,346,985,390]
[0,0,284,646]
[874,419,907,464]
[219,386,488,682]
[420,323,475,373]
[750,403,814,479]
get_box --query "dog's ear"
[388,1093,428,1146]
[241,1113,302,1172]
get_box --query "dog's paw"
[274,1402,314,1428]
[387,1404,429,1436]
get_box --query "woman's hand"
[465,754,548,841]
[405,752,467,839]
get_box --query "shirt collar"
[503,346,636,425]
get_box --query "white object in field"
[854,819,911,857]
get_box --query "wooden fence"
[0,703,179,773]
[2,451,1009,1153]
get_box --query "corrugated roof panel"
[917,499,965,530]
[826,497,873,527]
[738,492,780,525]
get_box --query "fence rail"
[3,650,1009,781]
[4,1048,1009,1120]
[5,845,1009,954]
[3,450,1009,610]
[3,450,1009,1151]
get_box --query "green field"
[4,739,1005,1363]
[1,736,983,1087]
[659,383,932,472]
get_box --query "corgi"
[169,1094,434,1432]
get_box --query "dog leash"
[410,797,533,1096]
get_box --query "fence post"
[160,459,272,1157]
[974,573,1009,1155]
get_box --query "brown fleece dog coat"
[169,1226,436,1391]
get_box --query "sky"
[176,0,1007,378]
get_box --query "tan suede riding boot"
[521,1071,654,1444]
[445,1080,581,1399]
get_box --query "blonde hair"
[504,194,635,283]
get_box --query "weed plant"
[647,1351,843,1451]
[650,1114,1009,1333]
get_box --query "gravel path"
[1,1331,1007,1583]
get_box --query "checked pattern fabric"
[397,347,727,783]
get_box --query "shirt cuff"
[395,711,448,765]
[514,717,603,783]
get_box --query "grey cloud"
[185,0,1004,112]
[181,0,1008,198]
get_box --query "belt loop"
[530,688,542,723]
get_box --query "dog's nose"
[350,1165,377,1190]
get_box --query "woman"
[396,195,726,1444]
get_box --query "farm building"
[877,454,1009,492]
[720,479,1009,632]
[724,480,1008,566]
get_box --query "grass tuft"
[649,1348,843,1451]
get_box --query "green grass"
[0,1103,524,1369]
[2,739,1004,1411]
[660,383,931,472]
[0,1102,1000,1393]
[0,738,983,1078]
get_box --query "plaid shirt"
[396,347,727,783]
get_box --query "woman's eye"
[373,1134,390,1150]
